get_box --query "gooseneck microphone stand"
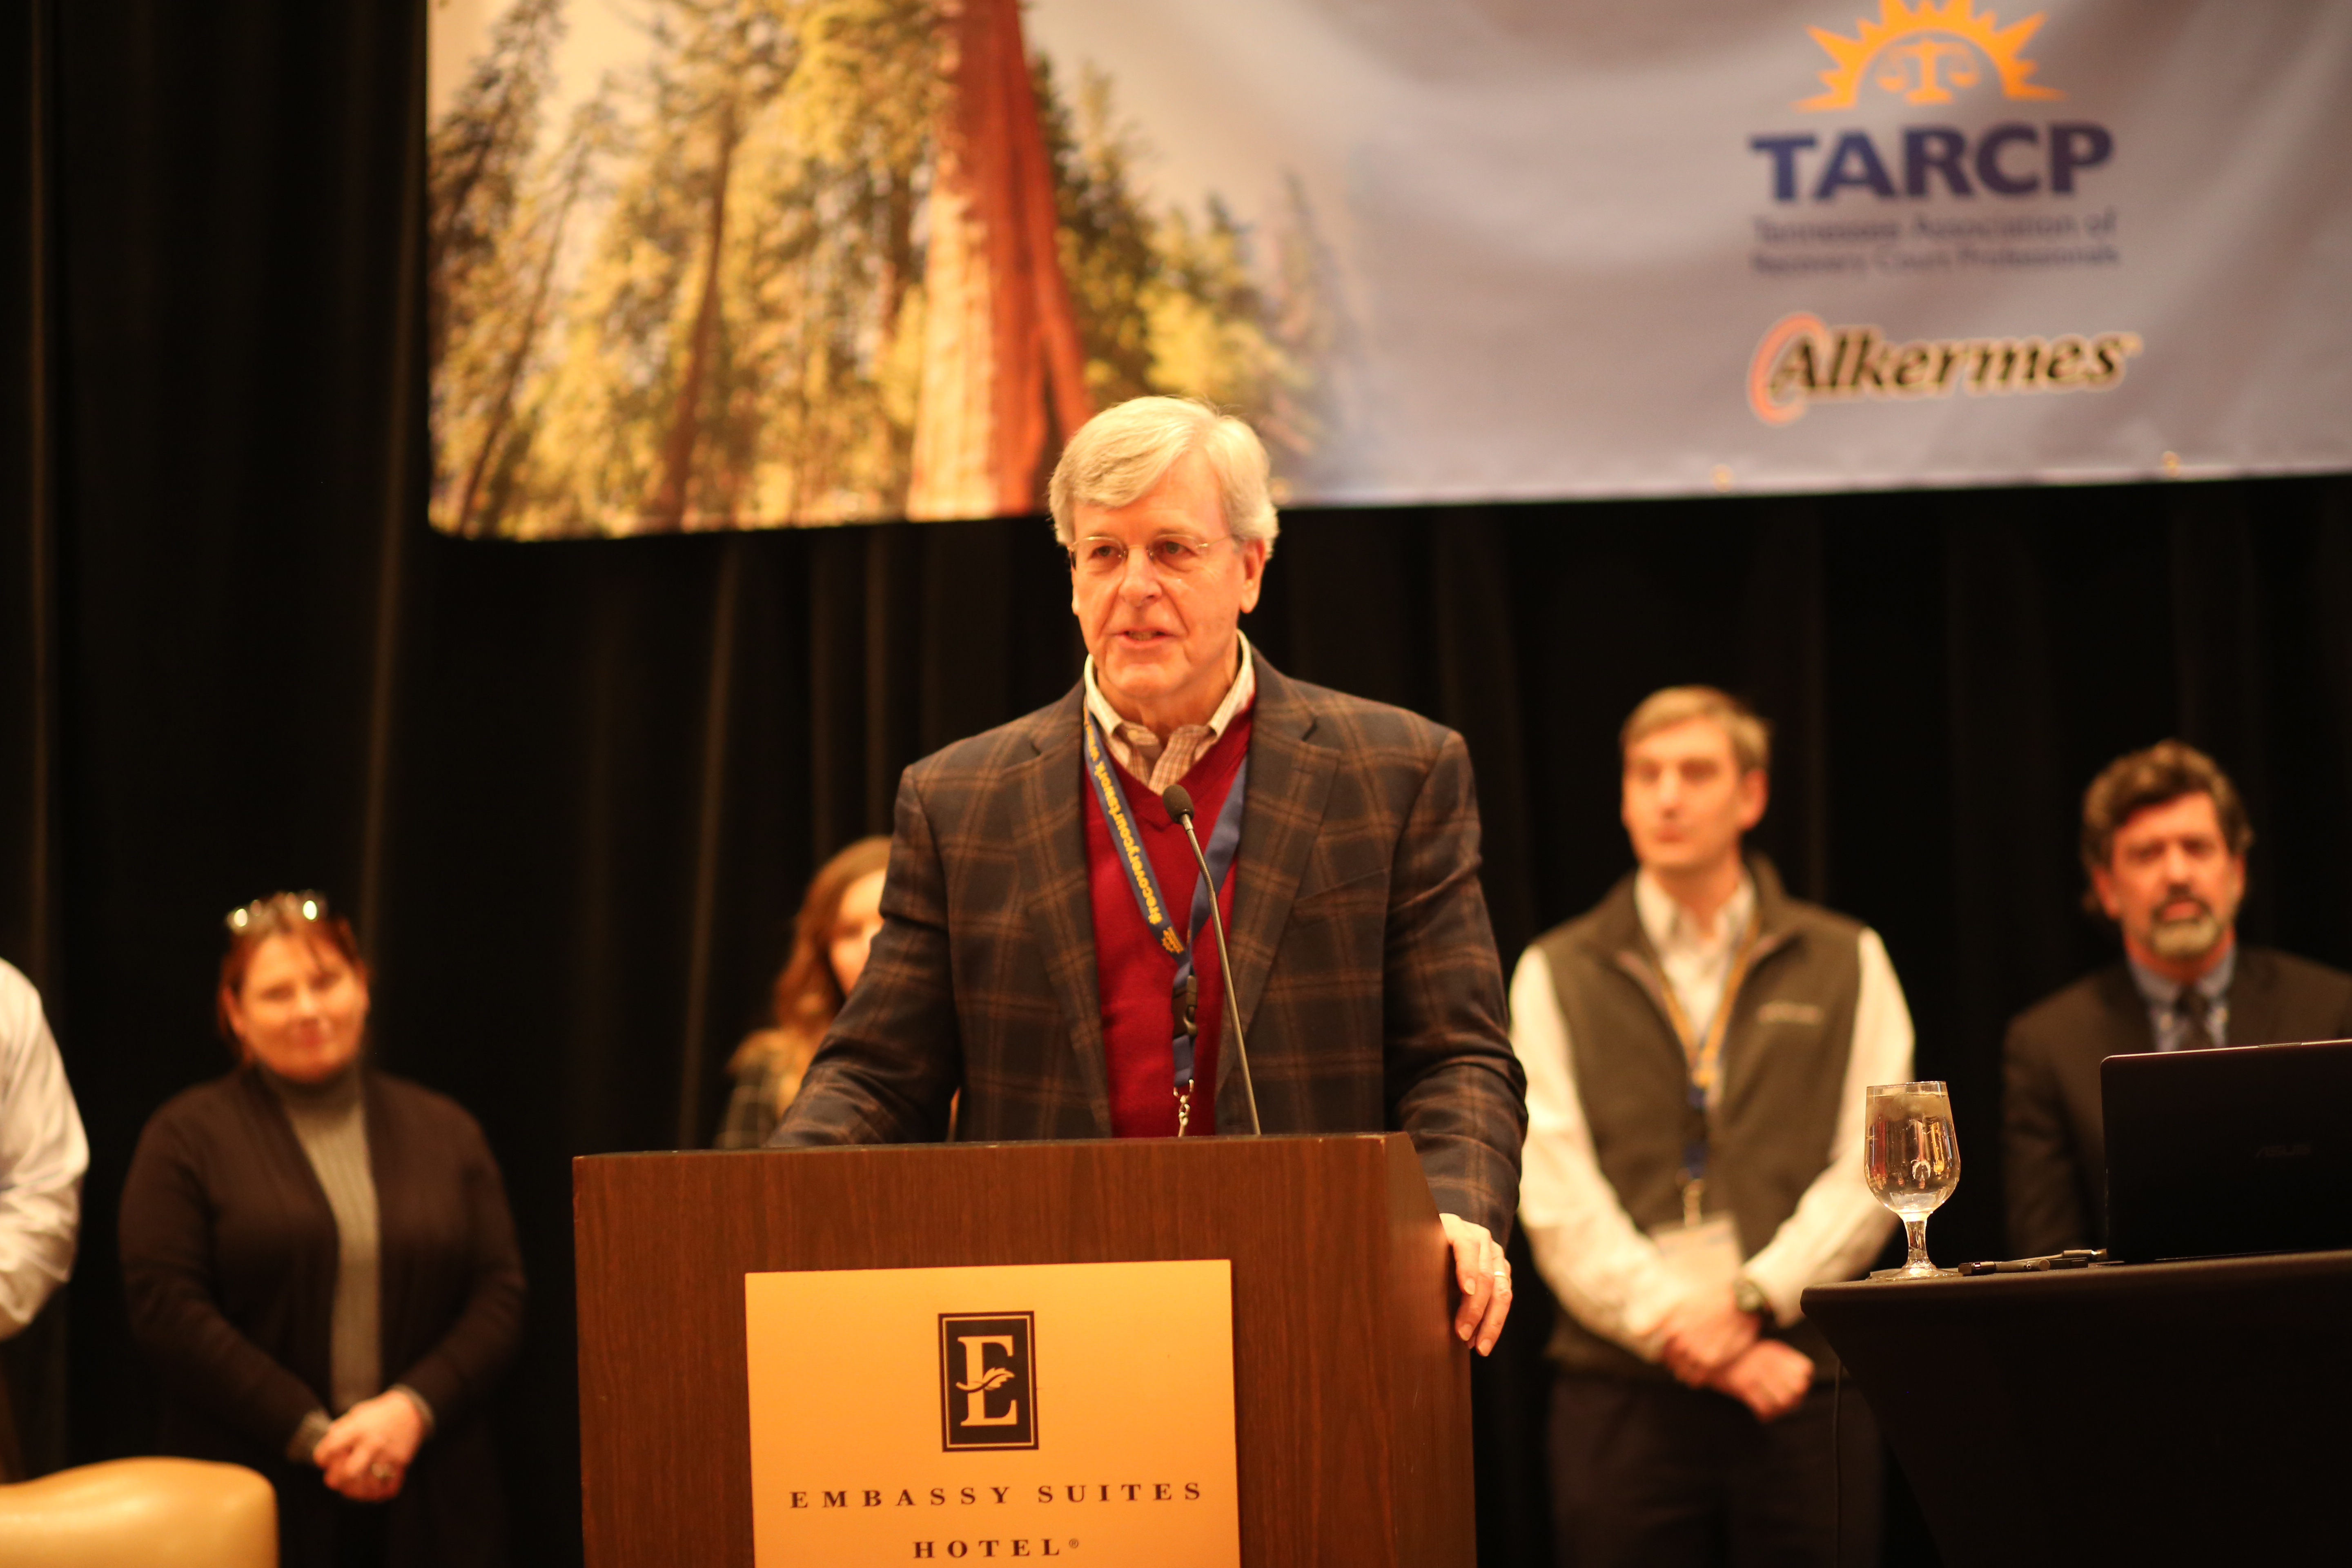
[1161,784,1263,1136]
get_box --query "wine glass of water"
[1864,1081,1960,1279]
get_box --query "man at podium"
[770,396,1527,1353]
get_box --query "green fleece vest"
[1534,858,1862,1379]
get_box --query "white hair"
[1047,396,1280,554]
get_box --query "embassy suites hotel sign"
[745,1262,1239,1565]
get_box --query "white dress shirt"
[1633,871,1758,1090]
[0,958,88,1338]
[1512,874,1910,1359]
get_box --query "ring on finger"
[369,1462,392,1482]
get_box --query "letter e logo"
[939,1313,1038,1451]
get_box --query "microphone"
[1162,783,1262,1136]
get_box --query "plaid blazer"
[771,656,1528,1238]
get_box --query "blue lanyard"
[1082,715,1249,1122]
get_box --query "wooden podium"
[574,1133,1474,1567]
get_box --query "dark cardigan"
[120,1065,526,1568]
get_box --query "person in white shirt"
[0,957,89,1478]
[1512,686,1910,1568]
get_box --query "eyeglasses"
[226,891,328,935]
[1068,532,1232,580]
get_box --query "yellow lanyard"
[1654,911,1763,1098]
[1654,913,1761,1226]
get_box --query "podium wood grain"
[574,1133,1474,1567]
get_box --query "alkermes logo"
[939,1312,1038,1452]
[1799,0,2063,111]
[1748,312,2142,424]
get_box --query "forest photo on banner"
[428,0,1327,538]
[427,0,2352,537]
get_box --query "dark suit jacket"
[2003,946,2352,1255]
[773,656,1529,1238]
[120,1067,526,1568]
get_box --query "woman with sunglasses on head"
[714,836,891,1149]
[119,893,525,1568]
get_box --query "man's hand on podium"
[1440,1214,1513,1356]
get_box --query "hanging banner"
[427,1,2352,536]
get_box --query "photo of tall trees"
[428,0,1334,538]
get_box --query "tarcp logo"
[1751,2,2109,204]
[938,1312,1038,1452]
[1798,0,2061,110]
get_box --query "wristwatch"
[1731,1274,1770,1321]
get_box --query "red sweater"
[1083,711,1253,1138]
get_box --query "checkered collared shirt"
[1080,633,1258,796]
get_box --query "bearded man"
[2004,740,2352,1256]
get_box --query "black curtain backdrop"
[9,5,2352,1566]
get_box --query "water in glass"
[1864,1081,1960,1278]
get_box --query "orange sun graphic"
[1798,0,2065,111]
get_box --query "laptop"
[2102,1038,2352,1263]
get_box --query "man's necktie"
[2176,987,2216,1053]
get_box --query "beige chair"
[0,1457,275,1568]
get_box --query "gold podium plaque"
[745,1259,1240,1566]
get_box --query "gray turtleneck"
[265,1067,440,1476]
[263,1064,381,1418]
[263,1064,434,1463]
